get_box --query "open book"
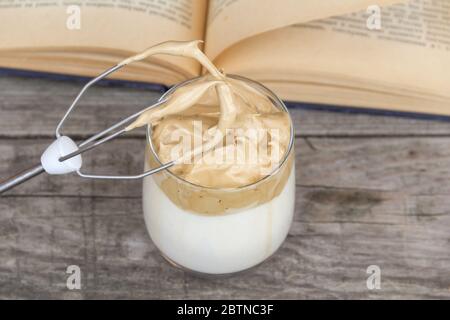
[0,0,449,115]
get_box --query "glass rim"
[145,74,295,191]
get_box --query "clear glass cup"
[142,75,295,276]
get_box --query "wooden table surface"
[0,75,449,299]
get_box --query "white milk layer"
[142,168,296,275]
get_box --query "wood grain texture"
[0,76,449,299]
[2,76,450,138]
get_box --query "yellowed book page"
[205,0,400,59]
[269,82,449,116]
[0,0,207,78]
[213,0,450,114]
[0,50,187,84]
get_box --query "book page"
[205,0,401,59]
[0,0,207,77]
[213,0,450,113]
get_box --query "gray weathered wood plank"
[2,76,450,138]
[1,137,449,299]
[1,188,449,299]
[3,137,450,197]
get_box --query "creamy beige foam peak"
[125,40,291,188]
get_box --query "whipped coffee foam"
[124,40,291,188]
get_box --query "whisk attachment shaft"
[0,165,45,194]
